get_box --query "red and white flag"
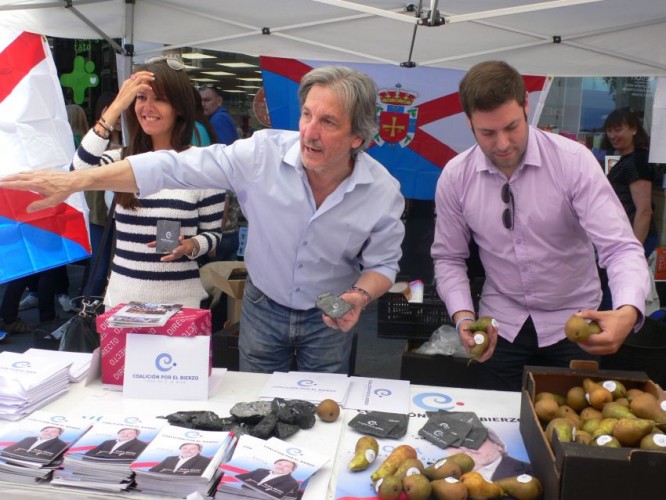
[0,29,90,284]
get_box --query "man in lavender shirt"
[432,60,650,391]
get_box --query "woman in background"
[71,57,224,308]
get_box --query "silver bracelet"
[455,316,475,334]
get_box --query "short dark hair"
[41,426,64,435]
[601,107,650,150]
[459,60,526,118]
[200,85,223,97]
[180,442,202,452]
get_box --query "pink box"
[97,305,212,385]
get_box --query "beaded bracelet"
[91,124,110,140]
[346,286,372,309]
[455,316,475,334]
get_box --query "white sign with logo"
[122,334,209,401]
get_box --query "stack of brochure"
[106,302,182,328]
[217,434,329,500]
[0,411,92,484]
[51,415,168,492]
[0,351,72,420]
[130,423,236,498]
[22,348,94,383]
[258,371,351,406]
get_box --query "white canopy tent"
[0,0,665,77]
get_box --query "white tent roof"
[1,0,665,76]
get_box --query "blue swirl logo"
[412,392,455,411]
[124,417,140,424]
[12,361,31,368]
[50,415,67,423]
[155,353,176,372]
[297,379,316,387]
[286,447,302,456]
[185,430,201,439]
[374,388,392,397]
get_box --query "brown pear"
[564,315,601,342]
[446,452,475,474]
[493,474,544,500]
[566,385,589,412]
[588,387,613,410]
[640,432,666,451]
[424,458,462,480]
[460,471,504,499]
[574,430,594,445]
[612,417,655,447]
[535,398,560,423]
[580,407,603,422]
[601,379,627,400]
[601,401,636,420]
[556,405,582,428]
[614,397,630,408]
[583,378,604,395]
[630,392,666,427]
[626,388,646,402]
[431,477,468,500]
[535,391,566,406]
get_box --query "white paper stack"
[0,410,92,484]
[258,371,351,406]
[0,352,72,420]
[51,415,168,492]
[130,423,236,498]
[23,348,93,383]
[216,434,329,500]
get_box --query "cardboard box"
[400,340,477,388]
[97,306,212,385]
[655,246,666,280]
[200,261,247,325]
[520,364,666,500]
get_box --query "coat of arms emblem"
[375,85,418,147]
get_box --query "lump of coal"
[250,414,278,439]
[160,411,223,429]
[230,401,274,424]
[275,421,300,440]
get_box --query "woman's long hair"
[116,59,195,209]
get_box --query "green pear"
[468,316,493,333]
[424,457,461,480]
[602,401,636,420]
[545,417,574,443]
[592,418,618,439]
[601,379,627,400]
[535,391,567,406]
[446,452,475,474]
[574,430,594,445]
[469,331,489,360]
[430,477,468,500]
[394,458,425,481]
[376,475,403,500]
[592,435,621,448]
[403,473,432,500]
[564,315,601,342]
[494,474,543,500]
[535,398,560,423]
[640,432,666,451]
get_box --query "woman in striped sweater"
[72,57,224,308]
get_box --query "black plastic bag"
[58,297,104,353]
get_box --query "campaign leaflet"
[131,423,235,498]
[51,415,168,492]
[106,302,182,328]
[217,435,329,500]
[0,410,92,469]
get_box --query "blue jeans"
[239,277,353,373]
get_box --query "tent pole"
[64,0,123,54]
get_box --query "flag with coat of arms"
[259,56,551,200]
[0,29,90,284]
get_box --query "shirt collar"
[474,125,543,176]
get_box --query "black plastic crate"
[377,284,452,340]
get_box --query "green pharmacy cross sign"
[60,55,99,104]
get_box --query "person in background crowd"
[191,86,217,147]
[602,108,656,256]
[431,60,650,391]
[66,104,89,147]
[0,65,405,375]
[199,85,238,145]
[77,92,121,298]
[69,56,224,308]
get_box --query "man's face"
[117,429,138,442]
[180,444,200,458]
[200,88,221,117]
[299,84,363,174]
[272,460,296,474]
[469,99,529,175]
[40,427,61,440]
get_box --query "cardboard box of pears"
[520,363,666,500]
